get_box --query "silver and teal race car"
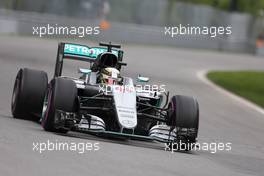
[11,42,199,149]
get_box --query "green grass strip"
[207,71,264,108]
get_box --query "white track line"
[197,70,264,115]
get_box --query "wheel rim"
[41,92,48,120]
[167,99,176,126]
[41,87,52,127]
[11,77,20,111]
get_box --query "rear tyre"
[11,68,48,121]
[167,95,199,141]
[42,78,77,133]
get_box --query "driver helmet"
[99,67,120,84]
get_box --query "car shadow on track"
[57,131,198,155]
[4,114,198,155]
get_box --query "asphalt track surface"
[0,36,264,176]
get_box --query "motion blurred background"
[0,0,264,54]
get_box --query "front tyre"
[11,68,48,121]
[167,95,199,142]
[42,78,77,133]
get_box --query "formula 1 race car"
[11,42,199,148]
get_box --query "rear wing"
[54,42,124,77]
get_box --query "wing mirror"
[78,68,92,84]
[78,68,92,74]
[137,74,149,83]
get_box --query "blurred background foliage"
[2,0,264,16]
[0,0,263,53]
[176,0,264,16]
[175,0,264,16]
